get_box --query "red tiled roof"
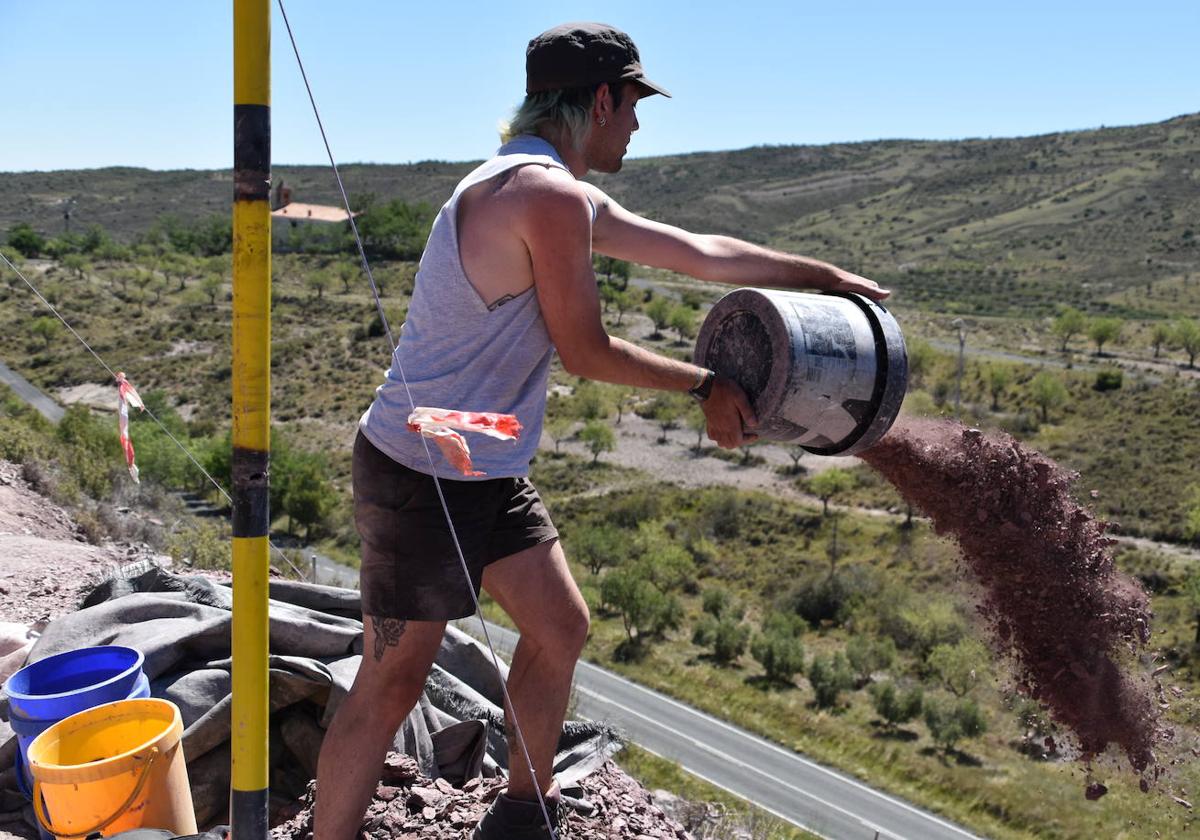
[271,203,358,223]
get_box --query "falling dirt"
[861,418,1167,783]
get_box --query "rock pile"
[271,754,692,840]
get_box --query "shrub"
[631,521,696,591]
[571,381,611,421]
[1029,371,1068,424]
[807,467,856,517]
[807,653,854,709]
[0,417,48,463]
[55,405,121,499]
[702,585,743,619]
[751,613,806,684]
[1093,368,1123,391]
[645,297,671,334]
[870,681,924,729]
[926,638,989,697]
[602,567,682,645]
[355,199,436,260]
[6,222,45,258]
[167,520,231,571]
[608,487,663,528]
[702,488,742,539]
[846,635,897,684]
[789,566,876,627]
[874,588,967,657]
[924,695,988,753]
[709,617,750,665]
[574,522,630,576]
[579,419,615,464]
[1051,307,1087,352]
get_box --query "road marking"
[574,659,983,840]
[477,619,981,840]
[626,739,836,840]
[577,684,903,840]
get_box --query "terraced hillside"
[4,113,1197,318]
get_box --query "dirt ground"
[0,459,175,839]
[0,461,157,627]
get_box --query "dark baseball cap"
[526,22,671,98]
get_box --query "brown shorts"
[352,431,558,621]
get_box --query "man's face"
[587,83,642,174]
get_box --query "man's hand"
[825,267,890,301]
[702,376,759,449]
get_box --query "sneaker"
[471,789,565,839]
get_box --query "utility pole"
[952,318,966,419]
[231,1,271,837]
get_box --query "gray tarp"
[1,565,619,827]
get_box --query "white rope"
[274,2,559,836]
[0,250,308,580]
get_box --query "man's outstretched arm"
[518,169,755,448]
[584,183,889,301]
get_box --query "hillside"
[5,117,1200,832]
[4,113,1198,317]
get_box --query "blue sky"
[1,1,1196,172]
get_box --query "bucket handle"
[33,747,159,839]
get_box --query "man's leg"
[481,538,589,801]
[313,616,446,840]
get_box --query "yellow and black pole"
[231,0,271,836]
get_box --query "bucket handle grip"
[33,747,159,839]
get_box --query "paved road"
[0,358,64,423]
[467,619,985,840]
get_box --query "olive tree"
[1029,372,1067,424]
[1051,307,1087,353]
[1174,318,1200,368]
[1087,317,1122,356]
[579,419,615,464]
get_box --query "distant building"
[270,180,358,251]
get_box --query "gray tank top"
[359,135,580,480]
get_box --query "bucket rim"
[8,672,151,730]
[3,645,145,706]
[27,698,183,780]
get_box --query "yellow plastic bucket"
[26,698,197,839]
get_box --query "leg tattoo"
[370,615,408,662]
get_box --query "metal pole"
[231,1,271,836]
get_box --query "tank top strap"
[450,136,571,201]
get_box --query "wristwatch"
[688,368,716,403]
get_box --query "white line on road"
[624,739,836,840]
[577,685,901,840]
[575,660,983,840]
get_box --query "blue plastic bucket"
[4,646,148,799]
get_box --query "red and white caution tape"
[116,372,145,483]
[406,407,522,476]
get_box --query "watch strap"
[689,368,716,402]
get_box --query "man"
[315,21,888,840]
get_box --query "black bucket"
[694,289,907,455]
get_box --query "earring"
[598,117,607,127]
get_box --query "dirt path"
[543,413,1200,563]
[545,412,854,494]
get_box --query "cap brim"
[631,76,671,98]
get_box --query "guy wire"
[0,250,309,580]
